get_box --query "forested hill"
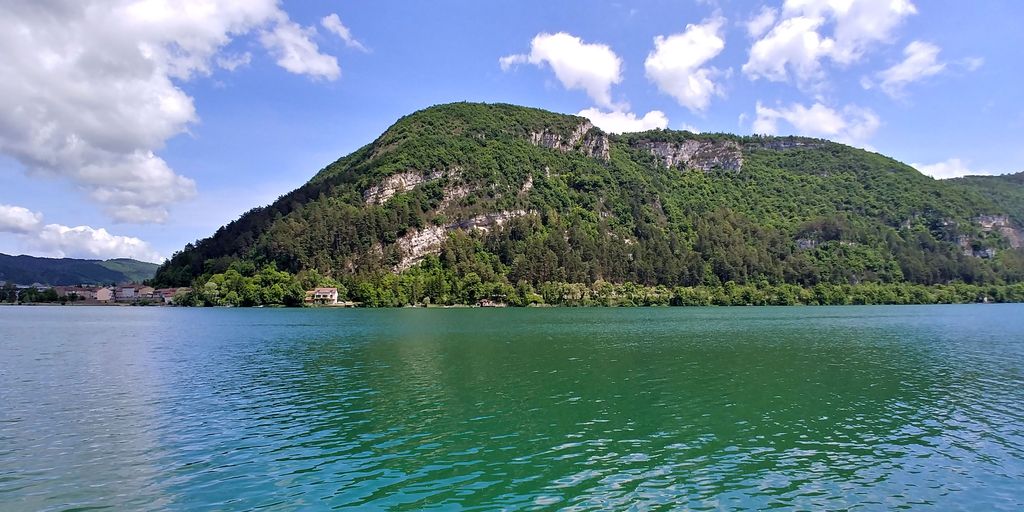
[0,254,159,285]
[151,102,1024,303]
[950,172,1024,225]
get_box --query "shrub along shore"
[172,262,1024,307]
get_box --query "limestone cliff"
[529,121,610,161]
[632,139,743,172]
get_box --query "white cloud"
[743,15,832,84]
[0,204,162,261]
[577,108,669,134]
[217,52,252,71]
[0,205,43,234]
[912,158,1000,179]
[321,13,367,52]
[872,41,946,97]
[0,1,343,224]
[746,6,778,38]
[260,18,340,80]
[645,17,727,112]
[744,0,917,85]
[500,32,623,109]
[35,225,164,262]
[820,0,917,64]
[753,101,880,146]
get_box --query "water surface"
[1,305,1022,510]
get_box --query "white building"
[310,287,339,305]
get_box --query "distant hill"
[0,254,159,286]
[152,102,1024,299]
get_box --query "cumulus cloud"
[911,158,1000,180]
[645,17,727,112]
[321,13,367,52]
[0,1,345,223]
[500,33,623,109]
[746,6,778,38]
[260,18,341,80]
[865,41,946,97]
[0,205,43,234]
[744,15,832,84]
[0,204,162,262]
[753,101,880,146]
[744,0,917,85]
[577,108,669,134]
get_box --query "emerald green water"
[1,305,1022,510]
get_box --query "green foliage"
[3,284,62,304]
[178,262,313,307]
[951,172,1024,225]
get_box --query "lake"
[1,305,1022,510]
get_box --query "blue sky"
[1,0,1022,263]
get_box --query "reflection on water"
[1,305,1022,510]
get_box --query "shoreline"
[4,300,1021,309]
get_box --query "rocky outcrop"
[1003,228,1023,249]
[796,238,819,251]
[529,121,610,161]
[976,215,1023,249]
[579,132,610,160]
[957,235,998,259]
[394,225,448,272]
[754,138,827,151]
[365,171,436,205]
[365,167,461,205]
[518,174,534,196]
[392,210,533,271]
[453,210,529,233]
[634,139,743,172]
[440,183,473,209]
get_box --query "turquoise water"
[1,305,1022,510]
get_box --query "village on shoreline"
[1,282,191,306]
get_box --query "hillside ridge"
[0,253,159,286]
[151,102,1024,305]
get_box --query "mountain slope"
[0,254,159,285]
[152,102,1024,296]
[950,172,1024,225]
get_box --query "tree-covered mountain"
[0,254,159,285]
[950,172,1024,225]
[152,102,1024,305]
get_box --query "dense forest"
[152,102,1024,307]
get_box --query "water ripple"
[1,305,1023,510]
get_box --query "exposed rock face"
[519,174,534,195]
[453,210,529,233]
[579,132,610,160]
[392,210,532,271]
[634,139,743,172]
[440,183,473,209]
[976,215,1023,249]
[365,168,460,205]
[1003,228,1023,249]
[365,171,436,205]
[754,138,826,151]
[530,121,610,161]
[977,214,1009,231]
[394,225,447,272]
[796,238,819,251]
